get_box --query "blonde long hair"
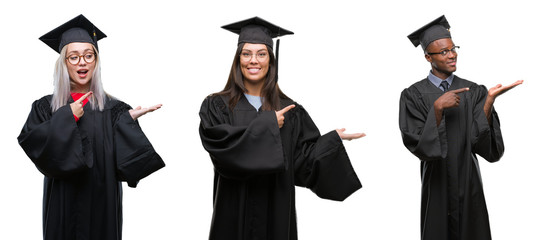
[51,44,107,112]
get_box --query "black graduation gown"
[17,95,165,240]
[199,94,361,240]
[399,76,504,240]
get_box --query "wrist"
[433,100,443,112]
[485,95,495,106]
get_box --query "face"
[425,38,457,78]
[65,42,96,92]
[240,43,270,83]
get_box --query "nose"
[249,54,259,64]
[447,50,457,58]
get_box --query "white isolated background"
[1,0,537,239]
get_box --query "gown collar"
[428,71,455,91]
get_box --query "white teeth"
[248,68,260,73]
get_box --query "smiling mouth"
[247,68,261,74]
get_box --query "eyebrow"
[241,49,269,53]
[67,49,94,55]
[437,45,456,51]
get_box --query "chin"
[245,76,265,82]
[71,79,91,89]
[77,79,91,85]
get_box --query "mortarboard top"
[407,15,451,51]
[221,16,294,49]
[39,14,107,53]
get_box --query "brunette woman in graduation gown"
[199,17,365,240]
[17,15,165,240]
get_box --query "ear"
[424,53,432,63]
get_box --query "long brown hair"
[216,43,289,111]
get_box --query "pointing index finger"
[450,88,469,94]
[278,104,295,114]
[76,91,93,103]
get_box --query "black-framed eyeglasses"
[65,52,96,65]
[427,46,460,57]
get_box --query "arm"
[292,106,362,201]
[129,104,163,120]
[113,101,165,188]
[336,128,366,140]
[471,85,506,162]
[17,97,93,178]
[399,88,448,161]
[483,80,523,124]
[199,96,285,180]
[433,88,470,126]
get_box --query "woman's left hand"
[336,128,366,141]
[129,104,163,120]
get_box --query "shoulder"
[204,94,227,106]
[104,97,133,124]
[280,97,308,116]
[409,78,430,89]
[452,76,489,103]
[453,76,486,93]
[34,95,53,105]
[200,93,231,121]
[32,95,53,113]
[280,97,296,108]
[105,96,131,112]
[202,94,228,111]
[453,76,479,87]
[401,78,428,97]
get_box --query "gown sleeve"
[469,85,504,162]
[399,87,448,161]
[292,105,361,201]
[17,96,93,178]
[198,96,285,179]
[113,101,165,188]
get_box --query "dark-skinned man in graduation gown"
[399,15,522,240]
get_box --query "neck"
[431,68,452,80]
[71,83,90,93]
[244,80,264,97]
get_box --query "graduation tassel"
[92,28,98,52]
[276,38,280,82]
[92,26,97,44]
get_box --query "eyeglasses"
[240,51,269,62]
[65,52,96,65]
[427,46,460,57]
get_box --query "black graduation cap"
[40,14,107,53]
[407,15,451,50]
[221,16,294,49]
